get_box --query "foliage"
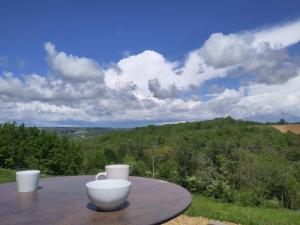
[278,118,288,124]
[78,117,300,209]
[0,123,83,175]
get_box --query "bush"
[184,176,203,192]
[260,197,283,209]
[157,160,179,183]
[204,180,233,202]
[234,189,264,207]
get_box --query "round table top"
[0,176,191,225]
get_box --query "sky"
[1,0,300,127]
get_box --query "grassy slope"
[186,194,300,225]
[0,168,15,183]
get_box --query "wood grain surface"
[0,176,191,225]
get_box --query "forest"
[0,117,300,210]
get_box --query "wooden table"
[0,176,191,225]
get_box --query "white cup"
[16,170,40,192]
[96,164,129,180]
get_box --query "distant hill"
[80,117,300,209]
[271,124,300,134]
[39,127,119,138]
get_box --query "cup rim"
[16,170,40,175]
[105,164,129,169]
[86,179,131,190]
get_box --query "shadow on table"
[86,201,130,212]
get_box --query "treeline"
[1,118,300,210]
[0,123,83,175]
[79,117,300,210]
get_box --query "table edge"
[151,191,192,225]
[0,175,193,225]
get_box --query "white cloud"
[204,74,300,120]
[198,20,300,84]
[0,72,25,99]
[253,19,300,49]
[1,19,300,126]
[199,19,300,70]
[148,78,181,99]
[242,47,299,84]
[104,50,181,97]
[45,42,104,81]
[104,47,229,100]
[200,33,255,68]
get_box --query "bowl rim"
[86,179,131,190]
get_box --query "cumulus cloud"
[253,19,300,49]
[45,42,104,81]
[148,79,180,99]
[104,50,183,96]
[199,21,300,85]
[0,19,300,126]
[243,47,300,84]
[200,33,255,68]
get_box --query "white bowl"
[86,179,131,211]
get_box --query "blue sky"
[1,0,300,127]
[2,0,300,73]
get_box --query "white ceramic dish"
[96,164,130,180]
[16,170,40,192]
[86,179,131,211]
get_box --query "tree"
[278,118,287,124]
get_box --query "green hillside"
[80,117,300,210]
